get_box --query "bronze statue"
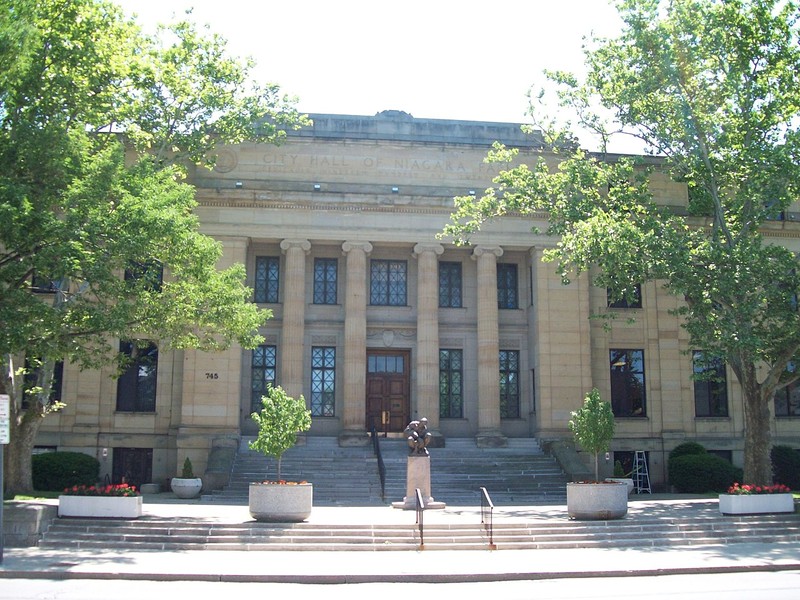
[404,417,431,456]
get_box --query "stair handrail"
[479,486,497,550]
[415,487,425,549]
[370,426,386,501]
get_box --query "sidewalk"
[2,496,800,583]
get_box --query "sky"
[114,0,631,151]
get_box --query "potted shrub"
[719,483,795,515]
[170,457,203,499]
[248,385,312,522]
[58,483,142,518]
[566,388,627,520]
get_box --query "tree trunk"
[740,362,773,485]
[5,408,44,496]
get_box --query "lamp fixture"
[313,183,321,191]
[391,186,399,193]
[234,181,243,189]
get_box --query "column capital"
[472,245,504,260]
[413,242,444,258]
[280,239,311,254]
[342,240,373,255]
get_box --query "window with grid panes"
[311,346,336,417]
[693,351,729,417]
[254,256,279,303]
[116,341,158,412]
[439,261,462,308]
[370,260,407,305]
[313,258,337,304]
[439,349,463,418]
[497,263,518,309]
[251,345,276,413]
[499,350,520,418]
[775,362,800,417]
[610,349,646,417]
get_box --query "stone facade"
[34,111,800,490]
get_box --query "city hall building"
[36,111,800,490]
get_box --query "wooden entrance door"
[366,349,410,434]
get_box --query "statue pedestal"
[392,455,446,510]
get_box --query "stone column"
[279,239,310,399]
[339,241,373,446]
[413,242,444,445]
[473,245,507,447]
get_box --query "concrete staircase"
[202,436,570,506]
[39,512,800,552]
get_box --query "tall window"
[497,263,518,309]
[313,258,338,304]
[370,260,407,305]
[693,351,729,417]
[439,262,462,308]
[251,344,276,413]
[124,260,163,292]
[254,256,280,303]
[775,362,800,417]
[112,448,152,488]
[117,341,158,412]
[311,346,336,417]
[610,349,646,417]
[607,285,642,309]
[499,350,520,418]
[439,349,463,418]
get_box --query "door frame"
[366,348,411,435]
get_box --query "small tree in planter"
[569,387,615,481]
[566,388,626,520]
[249,385,312,480]
[171,456,203,499]
[248,385,312,522]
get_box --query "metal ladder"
[633,451,651,494]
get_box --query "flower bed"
[719,483,795,515]
[59,483,143,518]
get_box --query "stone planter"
[605,477,635,495]
[567,481,628,520]
[249,482,313,522]
[719,493,795,515]
[170,477,203,499]
[58,495,143,519]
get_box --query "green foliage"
[32,452,99,491]
[771,445,800,490]
[669,442,708,461]
[668,454,742,494]
[181,457,195,479]
[568,388,615,480]
[442,0,800,485]
[0,0,308,495]
[249,386,312,481]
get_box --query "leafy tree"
[568,388,616,481]
[249,385,312,481]
[0,0,309,495]
[443,0,800,485]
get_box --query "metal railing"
[370,426,386,501]
[480,486,497,550]
[415,487,425,550]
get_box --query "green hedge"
[669,442,708,460]
[668,453,742,493]
[771,445,800,490]
[32,452,100,491]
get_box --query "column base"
[338,430,371,447]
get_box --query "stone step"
[39,513,800,552]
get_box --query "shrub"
[669,442,707,460]
[668,453,742,493]
[771,445,800,490]
[32,452,99,491]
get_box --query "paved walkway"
[2,496,800,583]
